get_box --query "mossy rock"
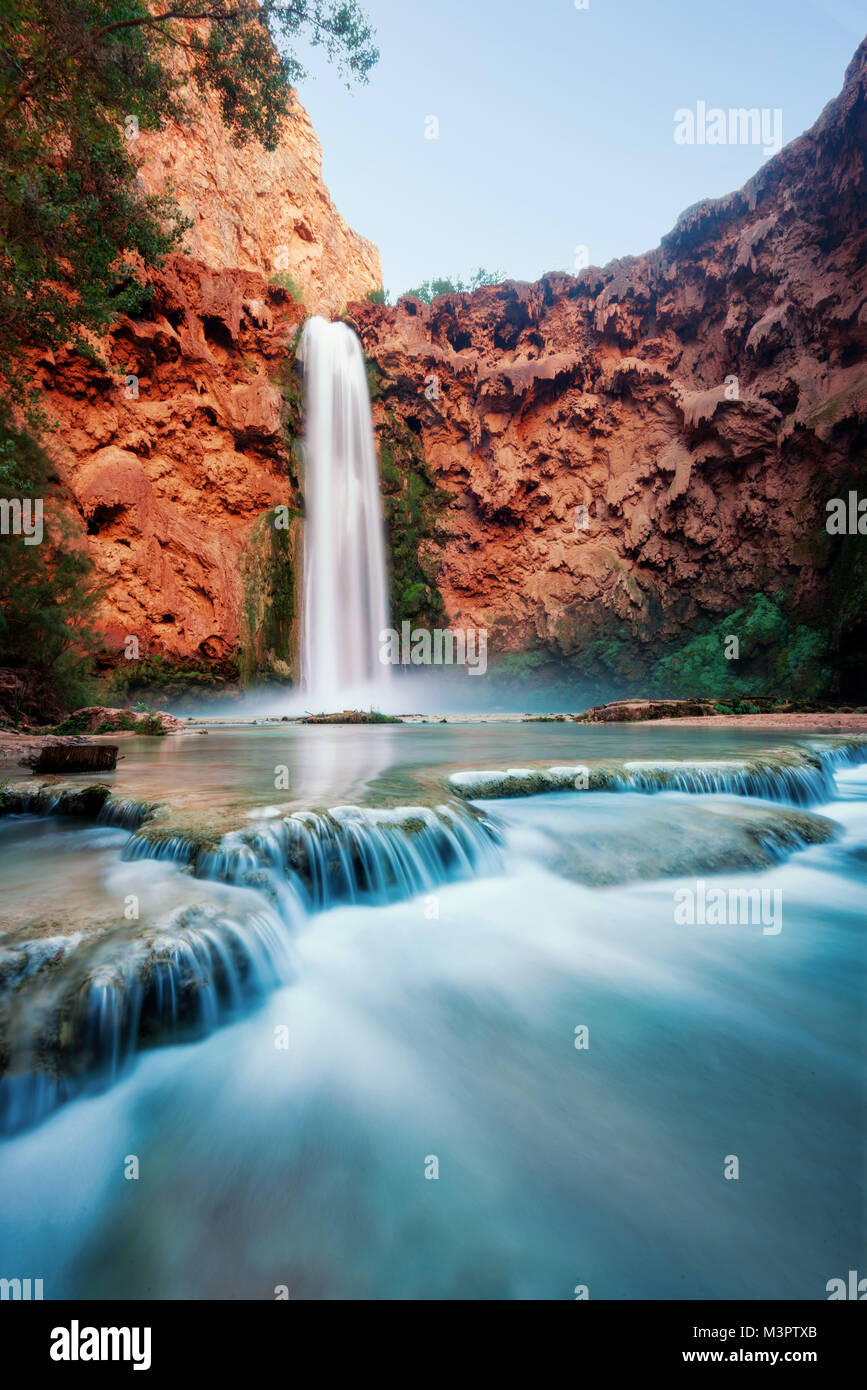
[239,506,302,684]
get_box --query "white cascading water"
[297,316,391,710]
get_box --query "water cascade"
[2,737,865,1139]
[297,316,391,710]
[0,902,292,1135]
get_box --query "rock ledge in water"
[301,710,402,724]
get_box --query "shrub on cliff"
[649,593,831,702]
[269,272,304,302]
[399,268,504,303]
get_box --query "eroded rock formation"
[29,36,867,696]
[35,258,305,677]
[134,37,381,314]
[355,39,866,684]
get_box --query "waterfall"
[298,316,391,710]
[0,803,500,1135]
[0,903,292,1136]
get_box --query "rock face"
[354,40,867,683]
[135,34,382,314]
[37,259,305,671]
[32,37,866,694]
[27,27,379,683]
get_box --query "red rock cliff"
[33,47,380,677]
[32,37,867,688]
[355,39,866,672]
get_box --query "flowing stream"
[297,316,391,711]
[0,727,864,1299]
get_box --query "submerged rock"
[0,782,158,826]
[499,798,840,888]
[0,900,291,1136]
[0,782,114,818]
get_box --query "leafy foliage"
[269,270,304,301]
[400,267,504,303]
[377,413,449,629]
[53,710,166,734]
[649,593,831,701]
[491,591,836,706]
[107,652,238,705]
[0,405,103,718]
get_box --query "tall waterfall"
[298,316,391,710]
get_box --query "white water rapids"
[298,316,391,712]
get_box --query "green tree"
[400,267,504,303]
[0,405,104,719]
[0,0,378,413]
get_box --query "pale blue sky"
[289,0,866,297]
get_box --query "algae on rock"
[239,505,302,684]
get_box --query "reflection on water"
[72,721,854,816]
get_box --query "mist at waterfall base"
[0,752,864,1299]
[207,664,614,719]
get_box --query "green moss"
[364,353,384,402]
[377,412,449,629]
[269,272,303,302]
[107,656,237,706]
[239,506,301,684]
[648,592,831,701]
[271,353,304,490]
[804,375,867,428]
